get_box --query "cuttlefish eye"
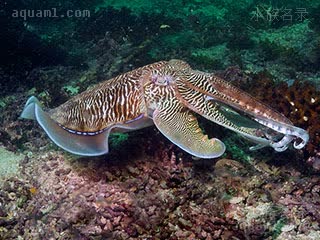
[152,73,174,86]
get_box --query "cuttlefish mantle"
[20,60,309,158]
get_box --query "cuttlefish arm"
[217,104,293,152]
[152,98,225,158]
[171,63,309,151]
[205,73,309,149]
[173,79,276,150]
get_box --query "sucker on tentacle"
[20,59,309,157]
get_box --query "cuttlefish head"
[140,62,226,159]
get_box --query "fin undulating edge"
[20,96,110,156]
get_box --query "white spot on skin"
[290,101,295,106]
[311,97,316,103]
[303,116,308,121]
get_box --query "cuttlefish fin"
[20,96,110,156]
[152,100,225,159]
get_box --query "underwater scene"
[1,0,320,239]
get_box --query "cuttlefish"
[20,60,309,158]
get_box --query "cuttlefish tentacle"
[177,69,292,124]
[214,104,288,150]
[204,74,308,149]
